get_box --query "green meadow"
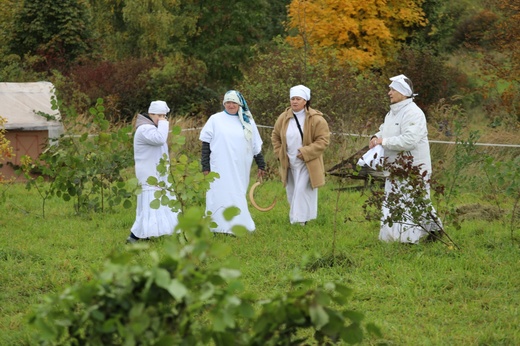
[1,170,519,345]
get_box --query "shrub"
[452,10,499,49]
[29,207,379,345]
[22,98,134,216]
[66,58,154,122]
[236,39,388,134]
[0,116,14,183]
[385,47,469,112]
[146,54,217,116]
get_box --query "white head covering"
[290,85,311,101]
[389,74,414,97]
[148,100,170,114]
[222,90,254,146]
[222,92,243,106]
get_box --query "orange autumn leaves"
[287,0,427,69]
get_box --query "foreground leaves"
[29,207,380,345]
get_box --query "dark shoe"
[213,232,236,238]
[126,232,140,243]
[126,236,138,244]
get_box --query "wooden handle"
[249,181,276,212]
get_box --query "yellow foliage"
[0,116,15,182]
[287,0,427,69]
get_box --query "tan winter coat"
[271,107,330,188]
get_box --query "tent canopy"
[0,81,62,134]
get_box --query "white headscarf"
[389,74,415,97]
[148,100,170,114]
[222,90,253,143]
[223,92,241,106]
[290,85,311,101]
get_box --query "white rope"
[259,124,520,148]
[65,124,520,149]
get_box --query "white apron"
[286,112,317,224]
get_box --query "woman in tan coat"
[271,85,330,225]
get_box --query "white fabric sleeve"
[138,120,169,146]
[199,116,214,143]
[251,118,263,155]
[383,110,426,151]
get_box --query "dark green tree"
[87,0,199,59]
[411,0,484,54]
[183,0,291,87]
[10,0,94,71]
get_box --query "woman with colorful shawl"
[199,90,266,234]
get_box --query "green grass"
[1,178,519,345]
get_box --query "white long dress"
[286,110,317,224]
[131,116,179,238]
[199,111,263,234]
[374,98,441,243]
[379,177,441,243]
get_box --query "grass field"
[1,171,519,345]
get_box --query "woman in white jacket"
[369,75,440,243]
[127,100,179,243]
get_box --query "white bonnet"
[389,74,413,97]
[148,100,170,114]
[290,85,311,101]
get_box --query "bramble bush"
[63,57,154,122]
[386,47,470,112]
[363,153,459,248]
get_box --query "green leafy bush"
[236,39,388,133]
[29,207,379,345]
[146,125,219,217]
[23,98,134,216]
[146,54,217,116]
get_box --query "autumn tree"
[485,0,520,81]
[487,0,520,123]
[286,0,428,69]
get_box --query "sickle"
[249,181,276,212]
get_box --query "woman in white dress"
[369,74,441,243]
[271,85,330,225]
[127,100,179,243]
[199,90,266,234]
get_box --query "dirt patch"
[456,203,503,221]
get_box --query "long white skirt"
[130,189,180,239]
[379,179,442,244]
[206,188,255,234]
[286,161,318,224]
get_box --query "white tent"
[0,81,64,179]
